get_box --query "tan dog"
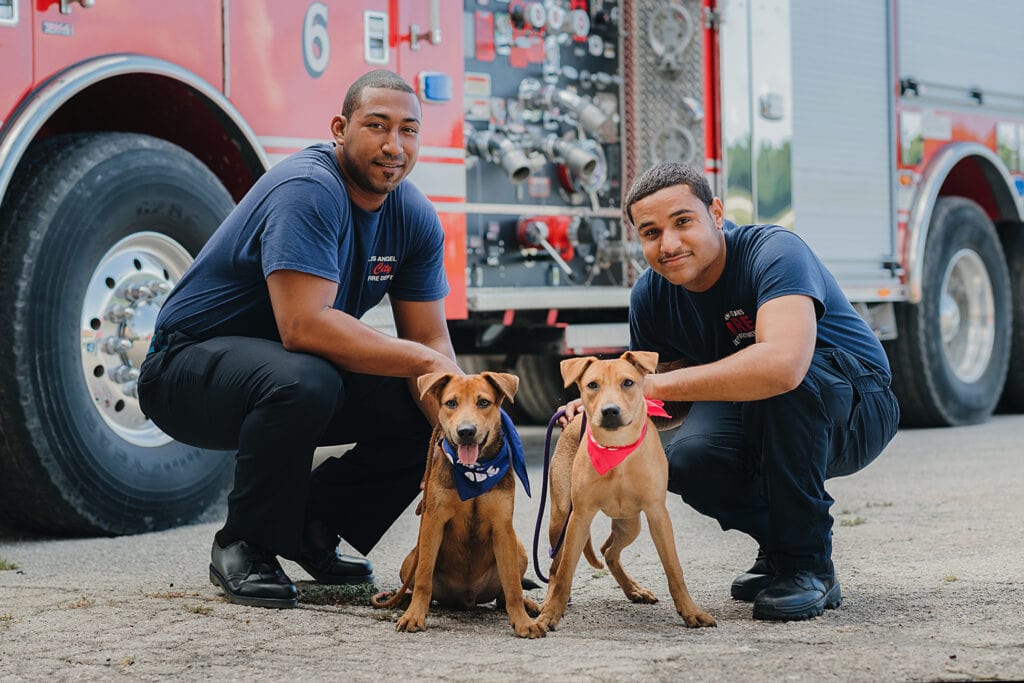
[534,351,716,632]
[381,372,543,638]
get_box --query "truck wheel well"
[35,73,263,202]
[939,154,1020,223]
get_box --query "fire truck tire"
[885,197,1012,427]
[513,355,577,425]
[0,132,235,535]
[997,223,1024,411]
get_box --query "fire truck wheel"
[997,223,1024,412]
[514,355,577,425]
[885,197,1012,427]
[0,132,235,535]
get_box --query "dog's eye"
[586,381,599,390]
[622,379,635,387]
[477,399,492,408]
[444,399,458,409]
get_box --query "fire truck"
[0,0,1021,536]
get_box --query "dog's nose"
[457,424,477,441]
[601,405,621,419]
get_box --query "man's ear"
[560,356,598,388]
[330,115,347,144]
[482,372,519,404]
[417,372,453,401]
[709,196,725,229]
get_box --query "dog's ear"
[621,350,659,375]
[482,371,519,404]
[560,356,598,388]
[417,372,454,400]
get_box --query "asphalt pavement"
[1,416,1023,682]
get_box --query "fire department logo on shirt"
[367,255,396,282]
[724,308,755,347]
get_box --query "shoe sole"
[209,565,298,609]
[751,582,842,621]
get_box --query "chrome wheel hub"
[939,248,995,384]
[81,232,192,447]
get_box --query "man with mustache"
[563,162,899,621]
[139,70,460,608]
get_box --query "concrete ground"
[1,416,1023,682]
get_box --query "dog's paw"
[625,586,658,604]
[514,619,547,639]
[396,611,427,633]
[680,609,717,628]
[535,612,561,632]
[523,597,542,617]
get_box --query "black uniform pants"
[138,332,431,559]
[664,347,900,574]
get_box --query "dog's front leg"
[534,504,599,632]
[645,504,717,628]
[492,523,545,638]
[396,511,449,633]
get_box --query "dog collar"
[585,399,671,476]
[441,410,531,502]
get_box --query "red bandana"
[586,399,671,476]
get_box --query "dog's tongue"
[457,443,480,466]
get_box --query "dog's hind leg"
[603,516,658,604]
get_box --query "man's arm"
[391,297,462,425]
[644,294,817,402]
[267,269,460,378]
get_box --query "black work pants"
[138,332,431,559]
[664,347,900,574]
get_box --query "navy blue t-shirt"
[156,143,449,341]
[629,221,891,384]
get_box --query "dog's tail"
[370,547,417,609]
[583,536,603,569]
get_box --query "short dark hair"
[342,70,416,119]
[623,163,714,225]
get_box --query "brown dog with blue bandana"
[375,371,543,638]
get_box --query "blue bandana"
[440,410,531,502]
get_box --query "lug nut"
[102,337,133,355]
[110,365,140,383]
[106,305,135,322]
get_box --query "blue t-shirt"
[629,221,891,384]
[156,143,449,340]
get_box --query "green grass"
[185,605,213,615]
[840,516,867,527]
[297,581,379,606]
[0,613,14,628]
[0,557,18,571]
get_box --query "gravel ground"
[1,416,1023,682]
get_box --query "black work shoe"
[730,550,775,601]
[752,570,842,621]
[209,540,298,609]
[297,546,374,585]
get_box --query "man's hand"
[555,398,584,428]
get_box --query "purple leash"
[531,408,585,584]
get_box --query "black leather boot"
[752,569,842,621]
[209,540,298,609]
[298,522,374,585]
[730,549,775,601]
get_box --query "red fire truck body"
[0,0,1021,535]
